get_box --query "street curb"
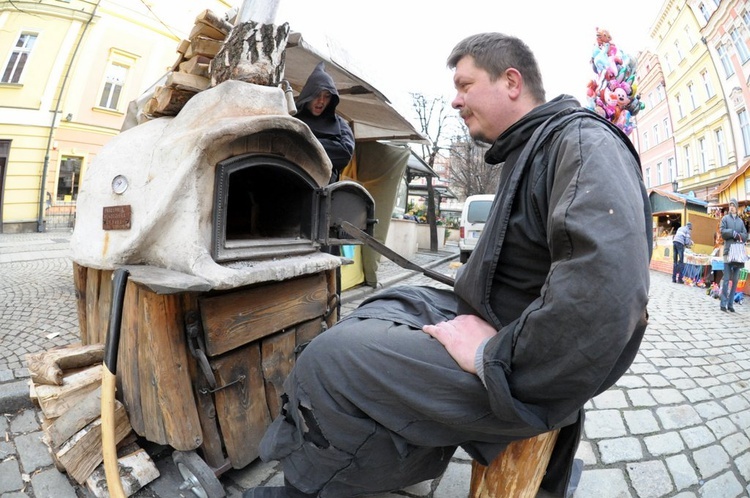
[341,251,458,305]
[0,378,33,413]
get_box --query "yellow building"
[651,0,737,202]
[0,0,232,233]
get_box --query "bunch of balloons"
[585,28,644,135]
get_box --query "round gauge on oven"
[111,174,129,194]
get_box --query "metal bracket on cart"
[185,310,217,390]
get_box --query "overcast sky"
[272,0,666,121]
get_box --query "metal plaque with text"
[102,205,132,230]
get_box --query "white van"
[458,194,495,263]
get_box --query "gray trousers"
[259,316,543,497]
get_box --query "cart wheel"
[173,450,226,498]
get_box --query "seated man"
[246,32,652,498]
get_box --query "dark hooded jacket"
[295,62,355,183]
[348,95,652,495]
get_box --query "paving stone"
[592,390,628,409]
[721,394,750,413]
[0,414,8,433]
[597,437,642,464]
[643,374,671,387]
[626,460,673,498]
[563,469,630,498]
[683,387,713,403]
[693,444,730,479]
[14,431,53,472]
[729,408,750,430]
[697,470,744,498]
[644,431,684,456]
[0,369,14,382]
[623,410,660,435]
[706,417,739,439]
[651,388,687,404]
[584,410,627,439]
[720,432,750,457]
[9,409,38,434]
[626,389,657,407]
[694,400,729,420]
[30,468,77,498]
[665,454,699,491]
[656,405,703,430]
[736,452,750,481]
[0,459,23,493]
[575,440,597,466]
[679,426,716,449]
[0,440,15,460]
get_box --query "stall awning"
[283,32,427,143]
[407,184,458,200]
[649,188,708,216]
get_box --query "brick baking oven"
[69,80,374,474]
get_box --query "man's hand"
[422,315,497,374]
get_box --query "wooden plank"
[212,343,271,469]
[84,267,101,346]
[118,282,144,437]
[189,21,227,42]
[46,386,102,449]
[295,318,324,351]
[469,430,560,498]
[176,39,190,55]
[138,292,167,445]
[261,329,295,419]
[73,263,88,343]
[147,292,202,451]
[200,273,328,357]
[34,365,102,419]
[185,35,223,59]
[27,343,104,386]
[194,9,233,34]
[56,401,132,484]
[153,85,196,116]
[326,268,338,327]
[95,269,114,344]
[166,71,210,92]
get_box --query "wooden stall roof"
[283,32,427,143]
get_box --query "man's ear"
[504,68,523,99]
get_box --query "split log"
[211,20,290,87]
[153,85,196,116]
[46,386,102,448]
[166,71,211,93]
[34,364,102,419]
[26,343,104,386]
[176,39,190,56]
[194,9,233,37]
[190,21,228,42]
[469,429,560,498]
[179,56,211,77]
[85,448,160,498]
[56,400,132,484]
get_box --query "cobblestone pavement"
[1,231,750,497]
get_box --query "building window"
[739,109,750,157]
[656,83,665,102]
[664,53,672,73]
[663,118,671,138]
[684,145,691,174]
[711,0,720,7]
[700,70,714,98]
[676,94,684,119]
[668,157,676,179]
[715,128,727,166]
[699,3,710,21]
[653,124,660,144]
[657,162,663,184]
[645,167,651,188]
[2,32,37,84]
[743,10,750,29]
[648,92,655,109]
[717,44,734,77]
[688,83,698,110]
[730,29,750,63]
[57,157,82,201]
[643,131,649,150]
[684,26,696,47]
[698,137,707,172]
[675,40,684,61]
[99,63,127,110]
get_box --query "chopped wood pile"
[26,343,159,496]
[143,9,232,118]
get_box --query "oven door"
[315,181,376,246]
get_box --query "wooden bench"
[470,429,560,498]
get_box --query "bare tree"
[448,126,501,198]
[410,93,456,251]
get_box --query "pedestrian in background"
[672,222,693,284]
[719,198,748,312]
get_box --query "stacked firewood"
[143,10,233,118]
[26,343,159,497]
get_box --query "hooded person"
[294,62,355,183]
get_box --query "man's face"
[307,90,332,116]
[730,204,738,215]
[451,56,510,143]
